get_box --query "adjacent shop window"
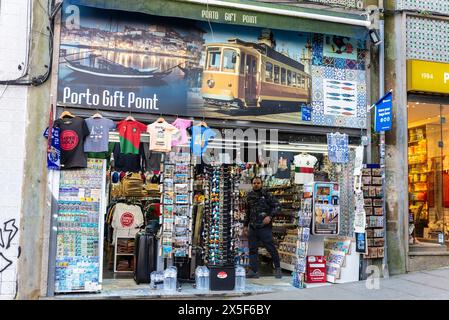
[207,48,221,70]
[281,68,286,85]
[407,98,449,249]
[265,62,273,82]
[274,65,280,83]
[292,72,297,87]
[222,49,237,72]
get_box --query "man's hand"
[263,216,271,225]
[243,226,248,237]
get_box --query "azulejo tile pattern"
[399,0,449,14]
[407,16,449,63]
[306,0,360,9]
[311,34,368,129]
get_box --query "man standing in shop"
[243,177,282,279]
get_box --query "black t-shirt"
[274,151,294,179]
[112,142,145,172]
[53,116,89,169]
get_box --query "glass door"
[408,99,448,248]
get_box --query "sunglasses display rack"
[160,151,194,259]
[203,164,235,266]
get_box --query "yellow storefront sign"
[407,60,449,94]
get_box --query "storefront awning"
[65,0,371,39]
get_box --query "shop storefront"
[406,60,449,251]
[44,0,378,297]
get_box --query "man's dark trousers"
[248,225,281,272]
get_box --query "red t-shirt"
[117,120,147,155]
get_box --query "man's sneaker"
[246,269,260,278]
[274,268,283,279]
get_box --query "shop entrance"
[50,114,362,295]
[407,96,449,249]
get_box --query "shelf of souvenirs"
[112,195,161,201]
[266,185,293,190]
[408,138,427,144]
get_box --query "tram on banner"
[201,38,311,109]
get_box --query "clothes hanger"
[60,110,75,119]
[199,117,208,127]
[125,113,135,121]
[92,111,103,118]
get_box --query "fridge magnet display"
[164,165,175,177]
[163,178,174,192]
[311,182,340,235]
[163,193,174,205]
[373,198,383,207]
[174,205,190,216]
[174,164,190,173]
[377,247,385,257]
[355,232,367,253]
[371,177,382,185]
[175,183,189,194]
[175,153,191,163]
[176,194,189,204]
[374,207,383,215]
[362,168,372,176]
[362,176,371,185]
[364,198,372,206]
[174,173,189,184]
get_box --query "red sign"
[120,212,134,227]
[60,130,79,151]
[217,271,228,279]
[305,256,326,283]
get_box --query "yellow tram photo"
[201,38,311,110]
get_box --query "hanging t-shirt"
[142,143,163,172]
[294,153,318,185]
[147,120,179,152]
[190,125,217,156]
[274,151,294,179]
[112,142,146,172]
[171,118,192,147]
[84,117,115,152]
[53,116,89,169]
[117,119,147,155]
[111,202,144,244]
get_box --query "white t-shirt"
[111,203,144,243]
[147,120,180,152]
[294,154,317,184]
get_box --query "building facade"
[1,0,389,299]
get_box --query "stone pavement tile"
[379,278,449,299]
[392,273,449,292]
[420,268,449,280]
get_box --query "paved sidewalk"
[229,267,449,300]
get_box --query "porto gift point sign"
[58,4,368,128]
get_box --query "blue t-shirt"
[190,125,216,156]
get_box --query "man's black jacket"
[244,189,280,228]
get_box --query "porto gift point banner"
[58,4,368,128]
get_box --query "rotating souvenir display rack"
[202,164,236,266]
[160,151,194,259]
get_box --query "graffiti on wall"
[0,219,19,273]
